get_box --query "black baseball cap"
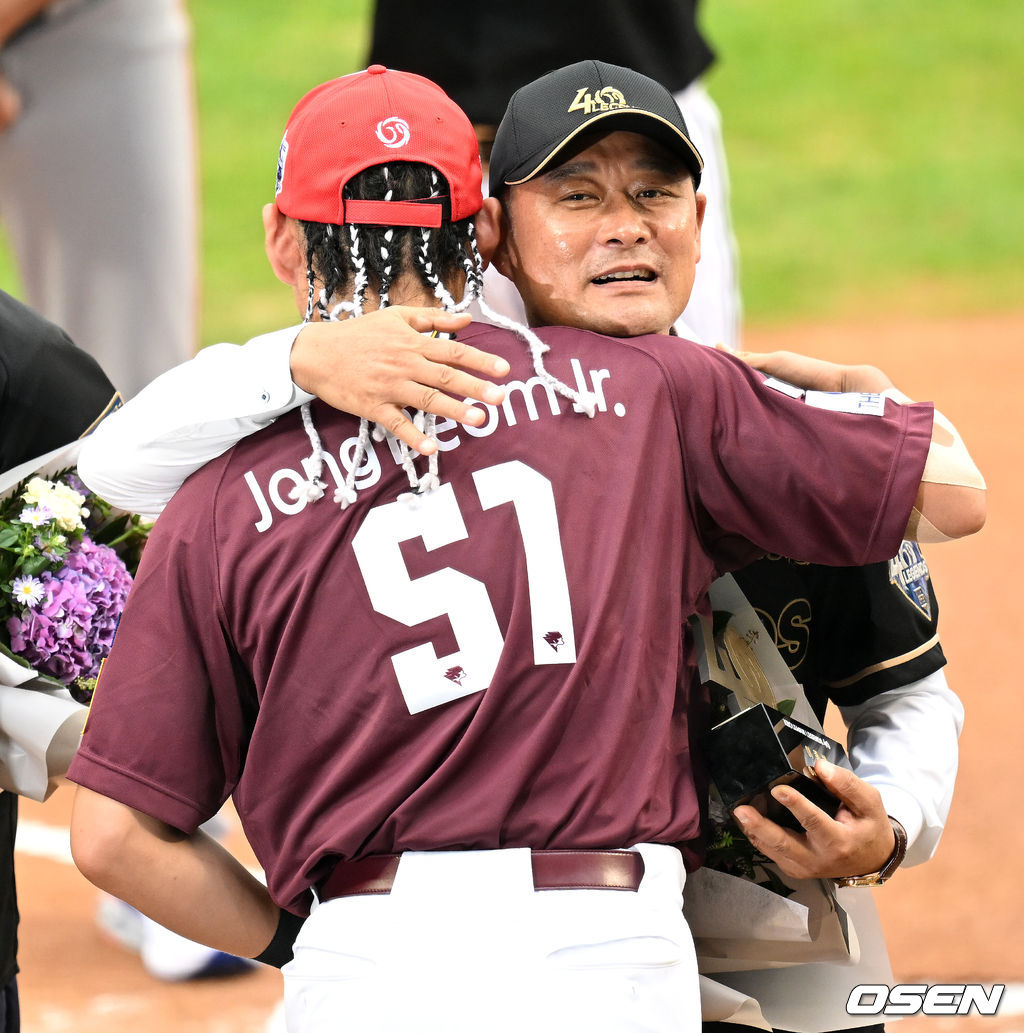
[490,59,704,192]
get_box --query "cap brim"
[502,108,703,188]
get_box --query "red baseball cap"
[274,65,483,228]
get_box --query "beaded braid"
[417,171,460,311]
[348,225,369,317]
[293,258,326,496]
[303,259,317,322]
[455,222,485,312]
[294,404,327,502]
[331,222,373,507]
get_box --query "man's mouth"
[591,269,656,286]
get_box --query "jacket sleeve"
[76,326,312,520]
[839,669,963,866]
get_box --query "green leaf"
[21,555,51,577]
[776,698,797,717]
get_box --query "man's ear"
[475,196,507,274]
[263,203,305,287]
[694,190,708,265]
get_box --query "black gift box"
[703,703,848,832]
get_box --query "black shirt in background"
[0,288,119,987]
[369,0,714,125]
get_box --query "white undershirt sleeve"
[838,669,963,867]
[77,325,313,520]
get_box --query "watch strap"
[834,817,908,888]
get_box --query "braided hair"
[300,162,473,320]
[292,161,597,510]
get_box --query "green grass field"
[0,0,1020,346]
[702,0,1023,325]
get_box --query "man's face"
[492,131,706,337]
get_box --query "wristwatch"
[833,817,908,888]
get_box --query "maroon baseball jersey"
[68,323,932,912]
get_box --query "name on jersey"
[244,358,617,532]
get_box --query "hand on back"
[290,306,510,455]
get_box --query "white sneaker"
[95,894,145,953]
[96,894,255,981]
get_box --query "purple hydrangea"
[6,536,133,685]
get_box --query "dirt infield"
[13,311,1023,1031]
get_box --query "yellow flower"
[21,476,87,533]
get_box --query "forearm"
[77,310,510,517]
[839,670,963,866]
[895,388,987,541]
[71,788,280,959]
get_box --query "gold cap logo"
[568,85,627,116]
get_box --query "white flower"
[11,576,45,608]
[20,477,49,506]
[18,505,52,528]
[21,476,87,532]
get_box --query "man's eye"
[561,192,592,202]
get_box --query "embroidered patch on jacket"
[889,541,932,619]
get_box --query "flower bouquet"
[0,441,148,799]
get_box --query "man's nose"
[599,194,647,245]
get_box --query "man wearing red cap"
[67,64,982,1033]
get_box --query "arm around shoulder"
[77,327,307,519]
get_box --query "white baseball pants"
[283,844,700,1033]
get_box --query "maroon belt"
[317,850,645,902]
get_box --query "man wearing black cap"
[478,59,705,342]
[475,61,970,1033]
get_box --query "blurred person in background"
[0,0,198,398]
